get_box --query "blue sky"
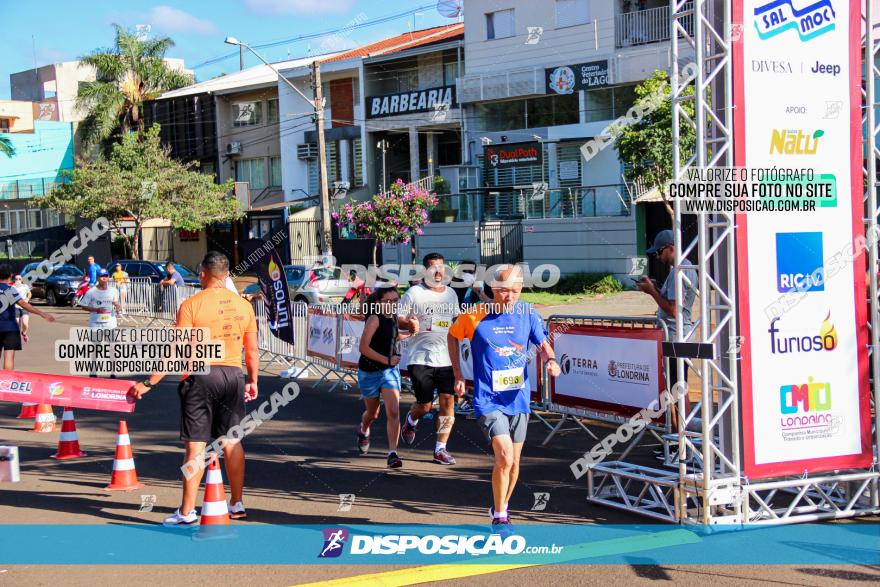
[1,0,453,99]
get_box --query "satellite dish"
[437,0,463,19]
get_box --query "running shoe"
[357,430,370,455]
[433,448,456,465]
[401,417,417,446]
[229,501,247,520]
[387,451,403,468]
[491,516,514,537]
[163,509,198,526]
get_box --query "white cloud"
[149,6,219,35]
[243,0,356,15]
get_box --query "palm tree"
[76,24,193,150]
[0,137,13,158]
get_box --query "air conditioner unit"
[297,143,318,160]
[226,142,242,155]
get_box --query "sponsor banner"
[307,307,337,362]
[546,60,609,94]
[483,141,543,173]
[366,86,455,119]
[0,370,136,412]
[241,239,295,345]
[339,314,365,369]
[548,324,664,420]
[1,524,877,565]
[734,0,871,478]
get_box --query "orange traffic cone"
[51,408,86,459]
[199,457,230,525]
[193,456,233,541]
[105,420,144,491]
[16,402,37,419]
[29,404,56,433]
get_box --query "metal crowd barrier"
[538,315,672,459]
[251,300,356,391]
[108,280,200,326]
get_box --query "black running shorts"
[0,329,22,351]
[407,364,455,405]
[177,366,246,442]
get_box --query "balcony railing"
[430,185,631,222]
[615,4,694,48]
[0,177,65,200]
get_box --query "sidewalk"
[534,291,656,319]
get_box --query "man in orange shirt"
[129,251,259,525]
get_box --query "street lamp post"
[377,139,389,194]
[225,36,333,259]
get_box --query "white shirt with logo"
[399,283,460,367]
[82,286,119,329]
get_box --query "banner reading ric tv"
[733,0,871,478]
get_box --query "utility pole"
[312,60,333,258]
[239,45,244,71]
[225,35,334,259]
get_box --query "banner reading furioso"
[241,239,295,345]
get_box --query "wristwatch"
[142,380,154,388]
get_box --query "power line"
[191,4,439,70]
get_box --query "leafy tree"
[76,24,193,151]
[614,69,697,217]
[332,179,437,265]
[0,137,14,158]
[39,125,241,259]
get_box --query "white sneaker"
[163,508,198,526]
[229,501,247,520]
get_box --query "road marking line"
[293,529,700,586]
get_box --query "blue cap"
[97,269,110,277]
[646,229,674,254]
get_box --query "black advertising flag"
[241,239,295,345]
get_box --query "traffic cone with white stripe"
[16,402,38,419]
[199,456,230,525]
[51,408,86,459]
[193,456,234,540]
[29,404,56,433]
[105,420,143,491]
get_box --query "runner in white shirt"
[398,253,461,465]
[80,269,121,330]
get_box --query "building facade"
[0,101,72,239]
[278,24,464,265]
[396,0,695,278]
[12,59,191,158]
[146,56,320,265]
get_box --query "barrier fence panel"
[542,316,669,459]
[109,281,197,326]
[252,299,309,371]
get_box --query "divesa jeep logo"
[754,0,837,42]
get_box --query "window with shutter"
[556,0,589,28]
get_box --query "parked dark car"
[21,263,85,306]
[112,260,201,287]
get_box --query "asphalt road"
[0,304,877,586]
